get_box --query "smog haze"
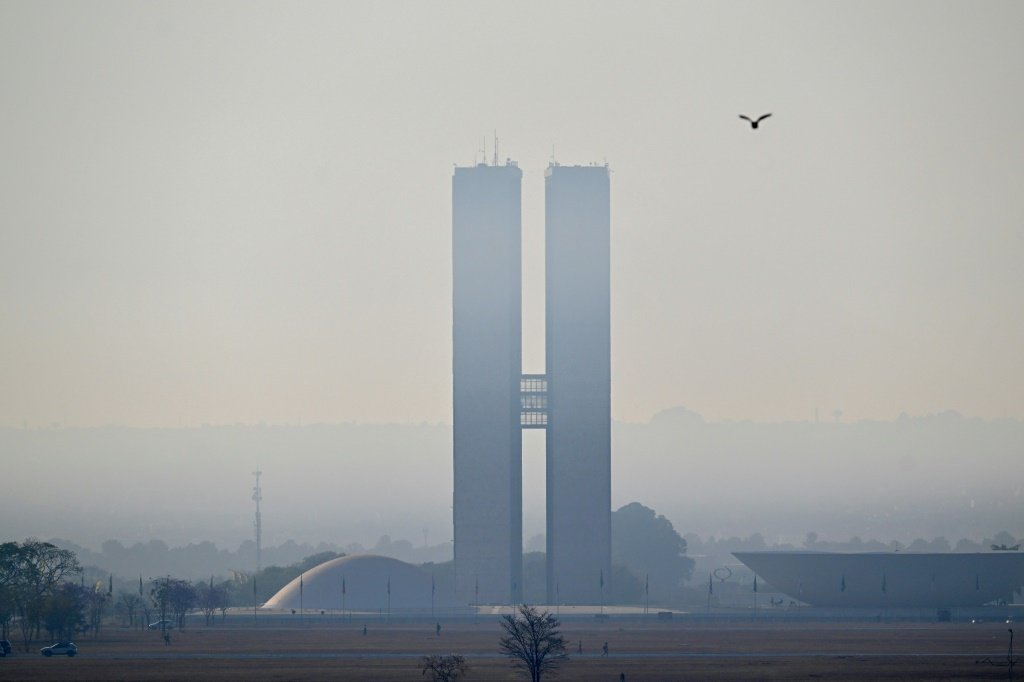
[1,2,1022,556]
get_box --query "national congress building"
[452,158,611,605]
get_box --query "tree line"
[0,539,98,650]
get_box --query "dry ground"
[0,616,1018,681]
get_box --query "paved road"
[48,650,1011,661]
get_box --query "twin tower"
[452,160,611,605]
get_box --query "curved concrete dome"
[263,554,450,611]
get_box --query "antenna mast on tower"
[252,470,263,573]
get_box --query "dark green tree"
[2,540,81,649]
[612,503,694,604]
[41,583,88,641]
[0,543,19,639]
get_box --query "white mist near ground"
[2,410,1020,554]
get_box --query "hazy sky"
[2,1,1022,428]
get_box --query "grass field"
[1,614,1018,680]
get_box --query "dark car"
[40,642,77,657]
[0,639,10,655]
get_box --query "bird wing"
[738,115,752,122]
[755,113,772,123]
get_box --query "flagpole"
[753,574,758,616]
[139,575,144,631]
[645,573,649,616]
[707,572,712,617]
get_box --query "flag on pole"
[139,575,143,597]
[387,576,391,595]
[109,575,113,595]
[708,573,713,595]
[645,573,649,597]
[431,575,435,598]
[753,575,758,593]
[600,569,604,589]
[342,576,346,595]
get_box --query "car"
[40,642,77,657]
[0,639,10,655]
[148,620,174,630]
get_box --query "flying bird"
[739,113,772,129]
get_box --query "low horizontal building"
[733,551,1024,608]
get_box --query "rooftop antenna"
[493,130,499,166]
[252,470,263,573]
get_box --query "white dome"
[262,554,451,611]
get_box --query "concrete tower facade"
[452,159,609,606]
[544,165,612,604]
[451,163,523,605]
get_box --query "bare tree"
[195,576,229,626]
[151,577,196,631]
[118,591,141,628]
[499,604,568,682]
[84,584,111,636]
[420,653,469,681]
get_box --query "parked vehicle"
[0,639,11,655]
[41,642,77,657]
